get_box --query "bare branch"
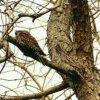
[1,82,67,100]
[0,41,13,63]
[7,36,82,82]
[18,0,62,21]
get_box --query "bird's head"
[15,30,29,35]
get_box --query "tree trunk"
[47,0,100,100]
[70,0,99,99]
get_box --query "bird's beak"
[15,31,17,34]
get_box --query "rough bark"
[47,0,75,89]
[70,0,99,99]
[47,0,100,100]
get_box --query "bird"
[15,30,46,59]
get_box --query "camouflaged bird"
[15,30,46,56]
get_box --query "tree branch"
[1,82,68,100]
[7,36,82,82]
[0,41,13,63]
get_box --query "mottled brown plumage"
[15,30,46,56]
